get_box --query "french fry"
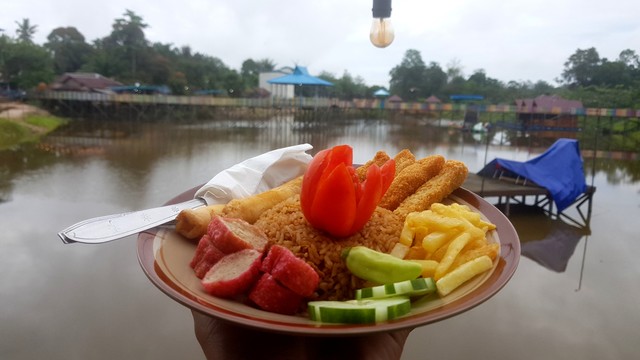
[436,255,494,297]
[434,232,472,280]
[431,203,496,232]
[429,237,455,262]
[406,211,465,232]
[421,230,455,254]
[389,242,411,259]
[405,245,427,260]
[451,243,500,270]
[408,259,439,278]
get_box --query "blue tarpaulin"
[478,139,587,212]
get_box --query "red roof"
[425,95,441,103]
[515,95,583,113]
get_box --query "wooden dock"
[463,174,595,227]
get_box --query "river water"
[1,116,638,359]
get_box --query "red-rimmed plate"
[137,187,519,336]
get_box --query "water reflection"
[496,204,590,272]
[2,116,639,360]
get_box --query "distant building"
[515,95,583,132]
[50,73,122,93]
[387,95,403,103]
[259,67,294,99]
[425,95,441,103]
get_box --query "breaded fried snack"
[175,204,225,240]
[393,149,417,176]
[379,155,445,211]
[221,176,303,224]
[393,160,468,218]
[356,151,391,181]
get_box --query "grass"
[0,115,67,151]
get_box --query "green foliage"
[0,116,66,150]
[2,12,640,110]
[0,119,31,150]
[0,38,54,89]
[24,115,67,130]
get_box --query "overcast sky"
[2,0,639,87]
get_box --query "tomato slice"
[380,159,396,195]
[349,164,383,233]
[309,163,357,237]
[300,149,330,221]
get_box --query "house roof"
[267,66,333,86]
[425,95,441,103]
[387,95,403,102]
[516,95,583,113]
[50,73,122,92]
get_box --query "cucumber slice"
[308,297,411,324]
[355,278,436,300]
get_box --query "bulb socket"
[372,0,392,18]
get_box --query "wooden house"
[515,95,583,134]
[50,73,122,93]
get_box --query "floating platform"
[463,174,596,228]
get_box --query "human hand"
[192,310,412,360]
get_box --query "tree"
[319,70,368,99]
[15,19,37,44]
[389,49,428,101]
[1,39,54,89]
[561,48,601,87]
[240,58,276,89]
[423,62,447,98]
[107,9,149,81]
[45,27,93,74]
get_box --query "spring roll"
[221,176,303,224]
[175,204,225,240]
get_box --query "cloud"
[2,0,638,87]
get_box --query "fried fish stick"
[221,176,303,224]
[356,151,391,181]
[394,160,469,218]
[175,204,225,240]
[393,149,416,176]
[379,155,445,211]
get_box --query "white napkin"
[194,144,313,205]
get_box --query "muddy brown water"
[1,117,638,359]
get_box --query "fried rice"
[254,195,403,301]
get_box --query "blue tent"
[267,66,333,86]
[478,138,587,212]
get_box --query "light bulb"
[370,18,394,48]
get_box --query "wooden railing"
[34,91,640,118]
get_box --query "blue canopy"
[267,66,334,86]
[373,89,390,97]
[450,94,484,101]
[478,139,587,212]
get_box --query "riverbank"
[0,102,67,151]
